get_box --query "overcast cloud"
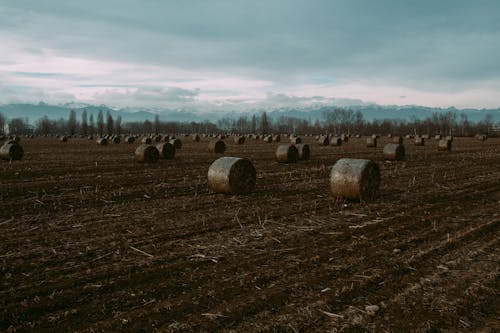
[0,0,499,109]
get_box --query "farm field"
[1,136,499,332]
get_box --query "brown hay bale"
[60,136,68,142]
[87,135,94,140]
[414,136,425,146]
[405,134,412,139]
[290,137,302,144]
[207,157,256,194]
[163,135,171,142]
[112,136,121,144]
[275,144,298,163]
[135,144,159,163]
[421,134,430,139]
[434,134,442,140]
[124,136,135,144]
[392,136,403,144]
[141,137,152,144]
[383,143,405,161]
[330,137,342,146]
[475,134,487,141]
[263,135,272,143]
[330,158,380,201]
[340,134,349,143]
[208,139,226,153]
[438,139,452,151]
[0,142,24,161]
[355,134,361,138]
[96,138,108,145]
[192,134,200,142]
[234,136,245,145]
[154,135,162,142]
[296,143,310,160]
[156,142,175,159]
[445,135,453,142]
[366,137,377,147]
[170,138,182,149]
[318,135,329,145]
[273,135,281,142]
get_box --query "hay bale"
[0,135,5,142]
[475,134,487,141]
[192,134,200,142]
[355,134,361,138]
[330,137,342,146]
[383,143,405,161]
[392,136,403,144]
[318,135,329,146]
[234,136,245,145]
[263,135,272,143]
[141,137,152,144]
[273,135,281,142]
[414,136,425,146]
[60,136,68,142]
[330,158,380,201]
[112,136,121,144]
[0,142,24,161]
[135,144,159,163]
[340,134,349,143]
[445,135,453,142]
[434,134,442,140]
[438,139,452,151]
[207,157,256,194]
[154,135,162,142]
[405,134,412,139]
[421,134,430,139]
[208,139,226,153]
[290,137,302,144]
[96,138,108,145]
[296,143,310,160]
[124,136,135,144]
[87,135,94,140]
[156,142,175,159]
[366,137,377,147]
[275,144,298,163]
[170,138,182,149]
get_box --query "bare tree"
[89,113,95,135]
[0,112,5,134]
[154,113,160,135]
[115,115,122,135]
[106,111,114,135]
[97,111,104,136]
[81,110,88,136]
[68,110,77,135]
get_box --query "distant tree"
[97,110,104,136]
[36,116,52,136]
[154,113,160,135]
[89,113,95,135]
[106,111,114,135]
[143,119,153,134]
[68,110,77,135]
[81,110,88,136]
[251,114,257,133]
[261,112,269,134]
[8,118,31,135]
[0,112,5,134]
[115,115,122,135]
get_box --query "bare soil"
[1,136,499,332]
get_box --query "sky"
[0,0,499,110]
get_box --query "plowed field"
[1,136,499,332]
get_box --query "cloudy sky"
[0,0,499,110]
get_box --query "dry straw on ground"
[207,157,256,194]
[330,158,380,201]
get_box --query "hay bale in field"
[340,134,349,143]
[192,134,200,142]
[0,141,24,161]
[207,157,256,194]
[275,144,298,163]
[421,134,430,139]
[355,134,361,138]
[318,135,329,146]
[141,137,152,144]
[156,142,175,159]
[208,139,226,153]
[163,135,171,142]
[96,138,108,145]
[273,134,281,142]
[154,135,162,142]
[170,138,182,149]
[290,137,302,144]
[217,134,226,139]
[383,143,405,161]
[438,139,452,151]
[405,134,412,139]
[296,143,310,160]
[112,136,121,144]
[330,137,342,146]
[371,134,379,139]
[434,134,442,140]
[330,158,380,201]
[60,136,68,142]
[135,144,160,163]
[263,135,272,143]
[475,134,487,141]
[124,136,135,144]
[366,137,377,147]
[445,135,453,142]
[392,136,403,144]
[414,136,425,146]
[87,135,94,140]
[234,136,245,145]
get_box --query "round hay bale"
[273,135,281,142]
[207,157,256,194]
[330,137,342,146]
[318,135,329,146]
[355,134,361,138]
[475,134,487,141]
[96,138,108,145]
[234,136,245,145]
[263,135,272,143]
[192,134,200,142]
[290,137,302,144]
[296,143,310,160]
[87,135,94,140]
[340,134,349,143]
[112,136,121,144]
[154,135,162,142]
[383,143,405,161]
[217,134,226,139]
[421,134,430,139]
[392,136,403,144]
[438,139,452,151]
[445,135,453,142]
[135,144,159,163]
[124,136,135,144]
[434,134,442,140]
[275,144,298,163]
[0,142,24,161]
[366,137,377,147]
[330,158,380,201]
[141,137,152,144]
[156,142,175,159]
[12,136,21,143]
[163,135,171,142]
[170,138,182,149]
[208,139,226,153]
[60,136,68,142]
[405,134,412,139]
[414,136,425,146]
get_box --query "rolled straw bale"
[434,134,442,140]
[421,134,430,139]
[414,136,425,146]
[330,158,380,201]
[163,135,171,142]
[12,136,21,143]
[340,134,349,143]
[273,135,281,142]
[330,137,342,146]
[383,143,405,161]
[124,136,135,144]
[87,135,94,140]
[156,142,175,159]
[296,143,310,160]
[290,137,302,144]
[445,135,453,142]
[355,134,361,138]
[405,134,412,139]
[141,137,152,144]
[60,136,68,142]
[392,136,403,144]
[275,144,298,163]
[192,134,200,142]
[96,138,108,145]
[371,134,379,139]
[0,142,24,160]
[475,134,487,141]
[217,134,226,139]
[135,144,159,163]
[366,137,377,147]
[170,138,182,149]
[208,139,226,153]
[234,136,245,145]
[154,135,162,142]
[438,139,452,151]
[112,136,121,144]
[207,157,256,194]
[318,135,329,146]
[263,135,272,143]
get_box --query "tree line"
[0,108,497,137]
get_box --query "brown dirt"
[1,136,499,332]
